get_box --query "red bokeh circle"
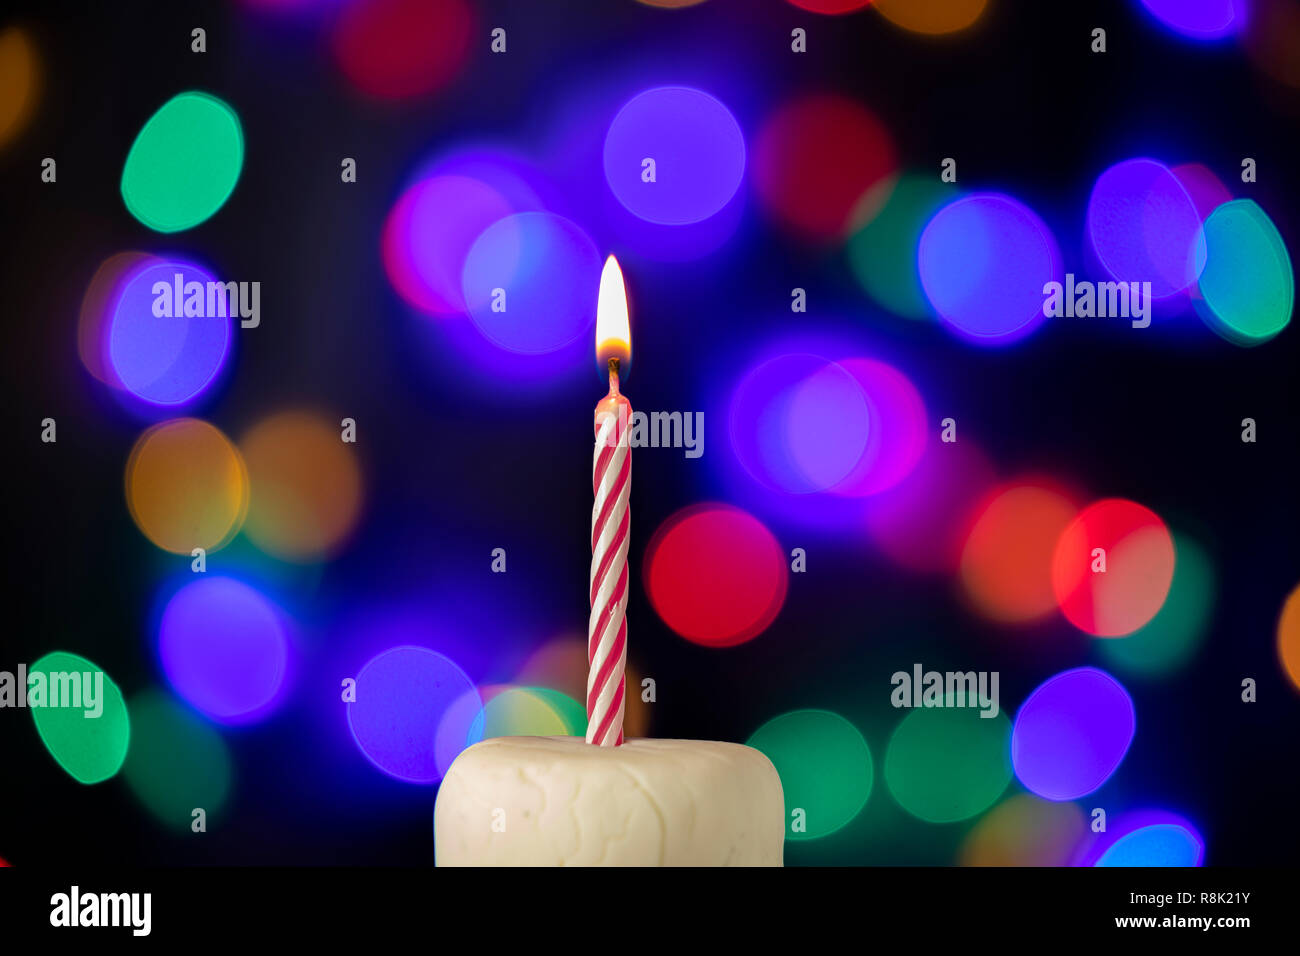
[644,503,788,647]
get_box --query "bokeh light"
[1277,582,1300,692]
[159,577,290,723]
[919,193,1060,345]
[78,252,155,387]
[476,684,573,737]
[754,93,897,241]
[1097,532,1214,677]
[1051,498,1175,637]
[832,358,927,497]
[644,504,787,648]
[1194,199,1293,346]
[1076,809,1205,866]
[1087,158,1206,298]
[959,794,1086,866]
[1243,0,1300,89]
[332,0,473,101]
[603,86,745,226]
[960,481,1079,624]
[514,635,651,737]
[348,646,478,784]
[239,410,364,561]
[29,652,129,785]
[730,354,870,494]
[1012,667,1135,801]
[382,175,516,315]
[786,0,873,13]
[107,257,234,406]
[0,27,39,149]
[883,696,1012,823]
[848,172,959,319]
[873,0,989,34]
[121,92,243,233]
[1171,162,1232,222]
[461,211,601,354]
[123,688,233,829]
[864,439,997,574]
[1136,0,1248,40]
[126,418,248,554]
[747,709,873,841]
[728,352,925,497]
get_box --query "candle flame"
[596,255,631,367]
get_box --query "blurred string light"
[754,93,897,241]
[1278,582,1300,692]
[960,480,1079,624]
[383,175,519,316]
[121,92,243,233]
[873,0,990,34]
[1171,162,1233,222]
[747,709,873,841]
[603,86,745,226]
[863,438,997,574]
[1012,667,1135,801]
[0,26,39,149]
[1243,0,1300,89]
[847,172,960,320]
[347,646,479,784]
[545,71,747,261]
[785,0,872,13]
[832,358,927,496]
[475,684,579,737]
[1097,532,1214,677]
[1135,0,1249,40]
[1075,809,1205,866]
[103,256,234,407]
[1088,158,1207,300]
[959,794,1086,866]
[1194,199,1293,346]
[515,635,652,737]
[158,577,291,724]
[238,410,363,562]
[1051,499,1175,638]
[78,252,154,388]
[125,418,248,554]
[382,147,550,317]
[731,354,869,495]
[29,652,129,785]
[728,353,926,496]
[883,696,1012,823]
[123,688,233,830]
[461,211,601,354]
[331,0,473,101]
[644,503,787,648]
[919,193,1061,345]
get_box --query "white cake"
[434,736,785,866]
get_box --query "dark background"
[1,0,1297,866]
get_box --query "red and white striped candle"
[588,256,631,747]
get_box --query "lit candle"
[588,255,632,747]
[433,257,786,866]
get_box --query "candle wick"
[608,357,621,396]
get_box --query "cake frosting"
[435,735,785,866]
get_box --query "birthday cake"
[434,735,785,866]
